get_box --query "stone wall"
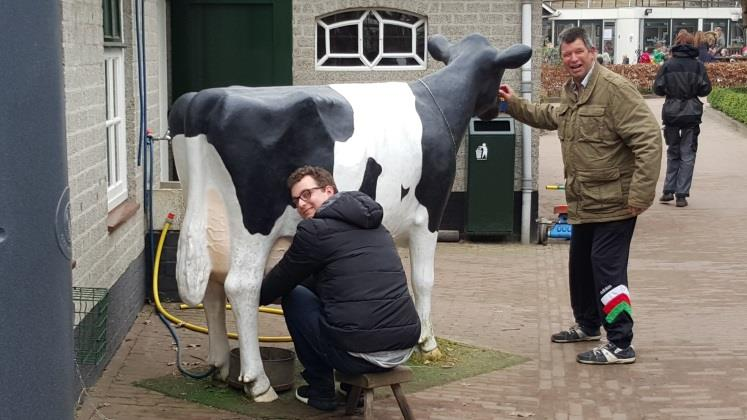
[61,0,167,289]
[62,0,170,398]
[292,0,543,192]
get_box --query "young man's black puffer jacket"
[654,44,712,127]
[260,191,421,353]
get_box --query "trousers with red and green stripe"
[569,217,636,349]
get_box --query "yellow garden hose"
[178,303,284,313]
[153,213,291,342]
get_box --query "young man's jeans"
[281,285,389,400]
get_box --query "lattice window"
[316,9,427,70]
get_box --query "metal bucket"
[228,346,295,392]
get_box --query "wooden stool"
[335,365,414,419]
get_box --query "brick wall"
[61,0,110,283]
[62,0,169,397]
[61,0,166,290]
[292,0,543,192]
[75,255,146,390]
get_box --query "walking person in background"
[654,30,712,208]
[499,27,661,365]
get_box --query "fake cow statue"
[169,33,531,401]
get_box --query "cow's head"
[429,34,532,120]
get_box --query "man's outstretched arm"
[499,84,560,131]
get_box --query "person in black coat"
[654,30,712,207]
[260,166,420,411]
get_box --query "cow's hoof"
[419,330,439,355]
[252,386,278,403]
[244,376,277,402]
[207,350,230,381]
[213,363,230,382]
[421,347,443,361]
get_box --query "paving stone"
[77,99,747,419]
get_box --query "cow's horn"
[428,35,452,64]
[494,44,533,69]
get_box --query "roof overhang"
[542,2,561,18]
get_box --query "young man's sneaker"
[295,385,337,411]
[576,342,636,365]
[676,196,688,207]
[551,324,602,343]
[659,192,674,202]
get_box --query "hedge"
[542,62,747,98]
[708,87,747,125]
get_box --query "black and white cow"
[169,34,531,401]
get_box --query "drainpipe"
[520,0,534,244]
[1,1,74,418]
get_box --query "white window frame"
[315,9,427,71]
[105,48,127,210]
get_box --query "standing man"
[654,30,712,207]
[499,27,662,364]
[260,166,420,411]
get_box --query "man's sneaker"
[551,324,602,343]
[676,197,688,207]
[295,385,337,411]
[659,192,674,202]
[576,342,636,365]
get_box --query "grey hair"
[558,27,595,51]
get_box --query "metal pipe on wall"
[0,1,75,418]
[520,0,534,244]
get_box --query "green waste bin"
[466,117,516,237]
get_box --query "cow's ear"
[428,35,452,64]
[494,43,533,69]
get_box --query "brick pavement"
[77,99,747,420]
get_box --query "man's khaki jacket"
[507,64,662,224]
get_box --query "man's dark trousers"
[281,285,388,399]
[569,217,637,348]
[663,125,699,198]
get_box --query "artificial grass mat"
[136,337,527,418]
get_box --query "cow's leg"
[201,188,233,381]
[175,135,212,305]
[223,246,278,403]
[202,278,230,381]
[409,207,443,360]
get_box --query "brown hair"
[693,31,707,48]
[703,31,717,47]
[287,165,338,192]
[674,30,694,47]
[557,27,594,51]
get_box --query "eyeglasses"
[291,186,325,208]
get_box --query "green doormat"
[136,337,526,419]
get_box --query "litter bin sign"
[466,117,516,237]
